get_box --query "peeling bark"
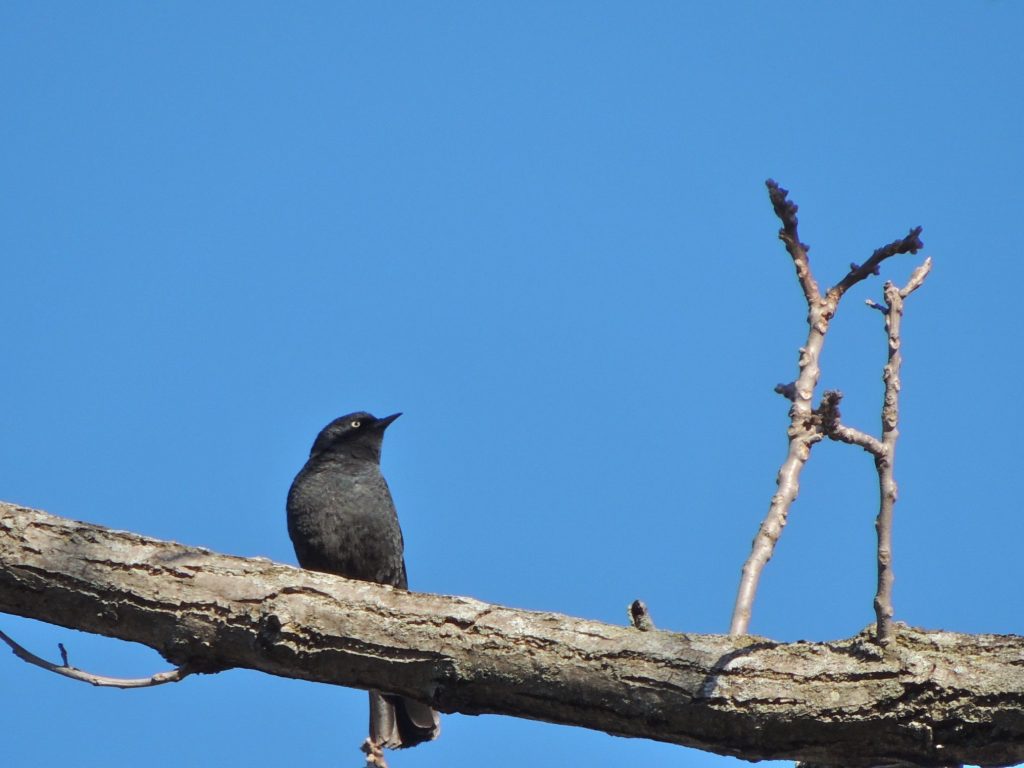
[2,502,1022,767]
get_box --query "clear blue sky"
[2,3,1022,767]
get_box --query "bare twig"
[871,258,932,643]
[0,628,200,688]
[729,182,921,637]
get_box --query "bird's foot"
[361,737,389,768]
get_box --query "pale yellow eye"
[350,420,362,428]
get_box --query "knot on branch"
[815,390,844,434]
[628,600,655,631]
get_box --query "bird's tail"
[369,690,441,750]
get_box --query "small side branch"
[0,628,201,688]
[817,390,885,457]
[830,227,923,302]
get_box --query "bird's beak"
[377,412,402,429]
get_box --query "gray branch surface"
[2,501,1023,767]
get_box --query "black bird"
[287,411,440,758]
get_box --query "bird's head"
[309,411,402,461]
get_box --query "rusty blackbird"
[287,411,439,758]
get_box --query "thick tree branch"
[2,502,1024,767]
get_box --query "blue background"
[2,3,1021,767]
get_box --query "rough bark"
[2,501,1022,767]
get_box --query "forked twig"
[728,181,922,636]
